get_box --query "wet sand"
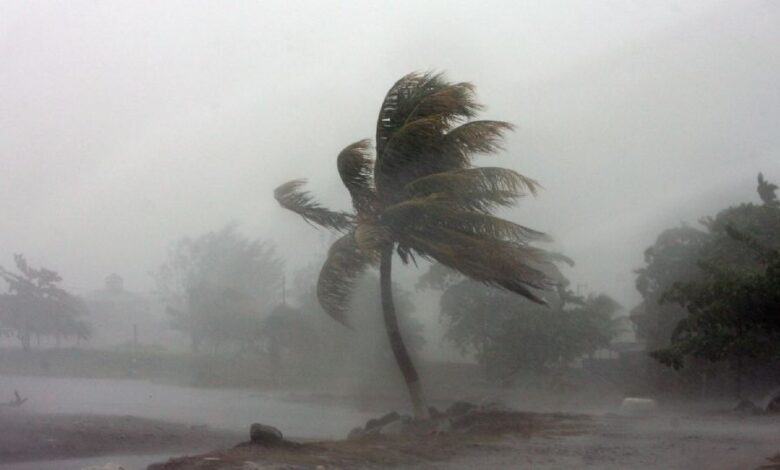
[149,411,780,470]
[0,409,243,465]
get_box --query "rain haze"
[1,1,780,469]
[3,0,778,301]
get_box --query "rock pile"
[346,400,510,439]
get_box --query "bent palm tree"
[275,72,557,419]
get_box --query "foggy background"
[2,0,779,357]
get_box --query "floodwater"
[0,375,375,470]
[0,375,373,437]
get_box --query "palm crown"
[275,72,556,327]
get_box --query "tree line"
[634,173,780,397]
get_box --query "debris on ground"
[149,403,591,469]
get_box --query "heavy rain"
[1,1,779,469]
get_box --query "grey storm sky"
[1,0,779,314]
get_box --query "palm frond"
[375,121,516,199]
[398,227,555,304]
[354,223,390,260]
[274,179,354,232]
[317,232,372,327]
[375,72,485,198]
[404,167,539,212]
[337,140,379,216]
[383,198,551,243]
[442,120,514,159]
[546,251,575,267]
[375,116,451,197]
[376,72,480,155]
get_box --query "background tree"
[651,177,780,397]
[0,254,90,350]
[637,172,780,396]
[275,72,558,418]
[154,224,284,353]
[632,225,709,351]
[430,269,619,382]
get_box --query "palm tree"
[274,72,556,419]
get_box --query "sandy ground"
[437,413,780,469]
[149,410,780,470]
[0,404,777,469]
[0,408,243,465]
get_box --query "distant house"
[84,274,153,348]
[581,316,649,390]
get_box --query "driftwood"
[1,390,27,408]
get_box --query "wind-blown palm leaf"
[442,120,514,156]
[376,72,480,154]
[317,232,372,326]
[400,227,555,304]
[274,179,354,232]
[404,167,540,212]
[377,119,515,198]
[337,140,378,216]
[383,198,551,243]
[375,72,484,198]
[545,251,575,267]
[375,116,451,198]
[401,78,479,127]
[354,223,390,259]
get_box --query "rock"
[428,406,442,418]
[353,411,402,438]
[250,423,284,445]
[768,401,780,413]
[446,401,478,416]
[734,399,761,414]
[766,394,780,413]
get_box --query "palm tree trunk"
[379,245,428,420]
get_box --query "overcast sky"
[1,0,779,322]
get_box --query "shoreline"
[149,410,780,469]
[0,409,243,465]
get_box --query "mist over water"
[1,375,372,438]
